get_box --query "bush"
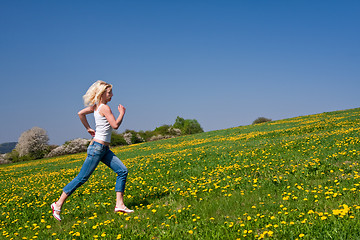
[148,135,174,141]
[6,149,32,162]
[137,130,155,142]
[0,154,12,165]
[110,131,128,146]
[148,126,181,141]
[15,127,50,160]
[168,127,182,136]
[154,125,172,136]
[46,138,90,158]
[173,116,204,135]
[252,117,272,125]
[123,130,145,145]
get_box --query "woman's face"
[102,88,113,103]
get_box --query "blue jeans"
[63,141,128,196]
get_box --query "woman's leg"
[56,143,105,209]
[101,150,129,209]
[54,191,68,210]
[116,191,126,209]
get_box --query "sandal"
[115,206,134,213]
[51,202,61,221]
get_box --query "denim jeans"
[63,141,128,196]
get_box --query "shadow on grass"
[128,190,171,208]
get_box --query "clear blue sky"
[1,0,359,145]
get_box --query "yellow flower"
[188,230,193,234]
[299,233,305,238]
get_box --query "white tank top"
[94,104,112,143]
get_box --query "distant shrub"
[123,130,145,145]
[173,116,204,135]
[0,154,12,165]
[252,117,272,125]
[137,130,155,142]
[148,135,174,141]
[15,127,50,160]
[168,127,182,136]
[147,125,182,141]
[46,138,90,158]
[6,149,32,162]
[110,131,128,146]
[154,125,172,136]
[5,149,19,161]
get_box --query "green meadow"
[1,108,360,239]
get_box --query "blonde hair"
[83,80,113,106]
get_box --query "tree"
[252,117,272,125]
[15,127,50,159]
[173,116,204,135]
[173,117,185,130]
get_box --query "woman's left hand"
[118,104,126,115]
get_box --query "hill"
[0,142,16,154]
[0,108,359,239]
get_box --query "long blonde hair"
[83,80,113,106]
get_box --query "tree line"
[2,116,204,163]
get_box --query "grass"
[1,108,360,239]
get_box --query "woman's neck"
[100,99,108,105]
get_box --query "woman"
[51,80,133,222]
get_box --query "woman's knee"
[117,168,128,177]
[77,174,91,184]
[122,168,128,176]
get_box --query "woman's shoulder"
[97,104,111,113]
[78,105,95,115]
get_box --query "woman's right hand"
[87,128,96,137]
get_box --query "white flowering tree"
[15,127,49,159]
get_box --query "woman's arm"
[100,104,126,130]
[78,106,96,137]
